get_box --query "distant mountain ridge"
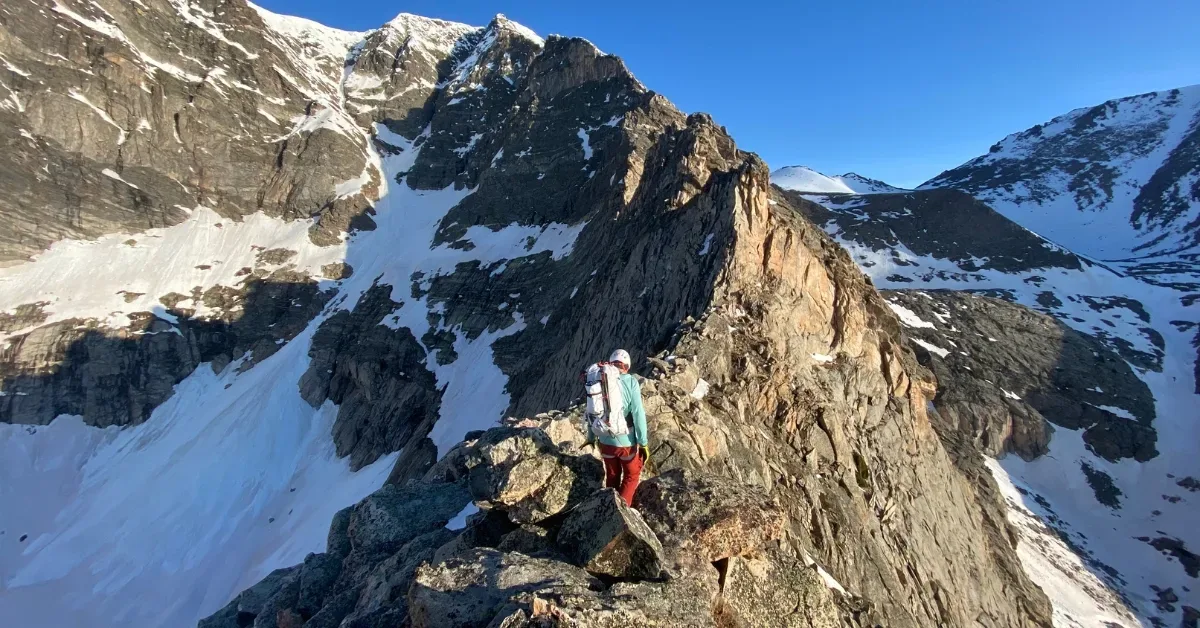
[922,85,1200,261]
[780,82,1200,627]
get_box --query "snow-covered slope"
[771,165,907,194]
[0,6,583,626]
[923,85,1200,261]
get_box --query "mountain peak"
[487,13,544,46]
[771,165,904,195]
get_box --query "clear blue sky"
[256,0,1200,188]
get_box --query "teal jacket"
[589,373,648,448]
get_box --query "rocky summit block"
[635,469,785,570]
[557,488,665,580]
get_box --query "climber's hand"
[639,445,650,465]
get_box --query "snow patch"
[911,338,950,358]
[886,301,936,329]
[445,502,479,531]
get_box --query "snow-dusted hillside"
[923,85,1200,261]
[771,165,906,195]
[0,4,593,625]
[784,182,1200,626]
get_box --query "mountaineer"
[582,349,649,507]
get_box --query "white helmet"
[608,349,631,367]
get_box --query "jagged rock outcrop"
[1,272,330,426]
[785,187,1082,276]
[0,0,372,265]
[203,421,820,628]
[922,85,1200,261]
[883,290,1156,462]
[299,285,442,470]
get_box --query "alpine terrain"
[781,85,1199,627]
[0,1,1190,627]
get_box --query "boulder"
[296,552,342,617]
[556,489,664,579]
[350,528,455,620]
[250,572,302,628]
[486,573,721,628]
[716,553,845,628]
[302,589,358,628]
[326,506,353,558]
[497,524,557,557]
[465,428,602,524]
[408,548,599,628]
[634,469,785,569]
[348,481,471,553]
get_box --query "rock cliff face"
[1,2,1062,627]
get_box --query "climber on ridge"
[583,349,649,507]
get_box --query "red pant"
[599,444,644,507]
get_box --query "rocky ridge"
[0,2,1152,627]
[922,84,1200,262]
[203,163,1055,627]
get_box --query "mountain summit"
[771,165,906,194]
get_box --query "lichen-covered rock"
[431,508,517,564]
[716,553,846,628]
[496,524,556,557]
[634,469,785,570]
[556,489,664,579]
[326,506,354,558]
[295,552,342,617]
[347,481,470,554]
[408,548,599,628]
[464,428,602,524]
[198,565,299,628]
[349,528,454,621]
[493,574,723,628]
